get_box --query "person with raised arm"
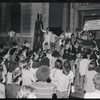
[40,25,52,50]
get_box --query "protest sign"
[83,20,100,31]
[76,37,94,48]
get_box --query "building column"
[62,3,70,32]
[74,10,79,31]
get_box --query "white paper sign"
[83,20,100,31]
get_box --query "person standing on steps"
[7,29,16,49]
[40,25,52,51]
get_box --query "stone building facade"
[0,3,49,48]
[0,3,100,48]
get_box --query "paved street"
[70,85,85,98]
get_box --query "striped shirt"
[31,82,56,98]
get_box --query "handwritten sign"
[77,37,94,48]
[83,20,100,31]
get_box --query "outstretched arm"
[40,24,46,33]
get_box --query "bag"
[71,85,75,93]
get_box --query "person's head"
[42,52,47,58]
[61,39,66,45]
[24,40,28,44]
[15,55,20,62]
[17,85,35,98]
[26,50,34,59]
[66,39,71,45]
[93,50,98,54]
[93,73,100,91]
[9,48,17,55]
[13,42,18,47]
[23,59,31,70]
[75,28,79,32]
[46,27,49,33]
[90,54,97,61]
[55,59,62,70]
[47,49,51,54]
[52,50,59,58]
[81,51,87,59]
[7,61,19,73]
[76,52,81,58]
[19,60,27,69]
[36,65,50,82]
[71,34,75,38]
[88,60,97,71]
[66,28,70,32]
[62,60,71,75]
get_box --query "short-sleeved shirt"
[65,32,72,39]
[22,69,36,86]
[31,81,56,98]
[51,70,71,92]
[79,59,91,75]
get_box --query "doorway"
[83,16,100,40]
[9,3,21,33]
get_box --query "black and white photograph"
[0,2,100,99]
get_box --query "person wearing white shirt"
[22,62,36,86]
[7,29,16,48]
[50,32,58,51]
[51,60,73,98]
[64,28,72,39]
[79,53,91,90]
[50,50,59,70]
[40,26,52,50]
[50,59,63,82]
[84,73,100,98]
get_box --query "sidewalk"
[70,85,85,98]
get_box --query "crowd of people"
[0,27,100,98]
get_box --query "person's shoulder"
[31,81,37,86]
[49,82,56,87]
[0,83,5,87]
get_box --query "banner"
[83,20,100,31]
[76,37,94,48]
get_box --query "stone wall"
[0,3,49,49]
[1,3,7,35]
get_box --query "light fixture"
[92,14,96,15]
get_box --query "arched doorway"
[8,3,21,33]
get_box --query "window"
[9,3,21,33]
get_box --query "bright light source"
[92,14,96,15]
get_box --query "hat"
[36,65,50,81]
[12,68,22,80]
